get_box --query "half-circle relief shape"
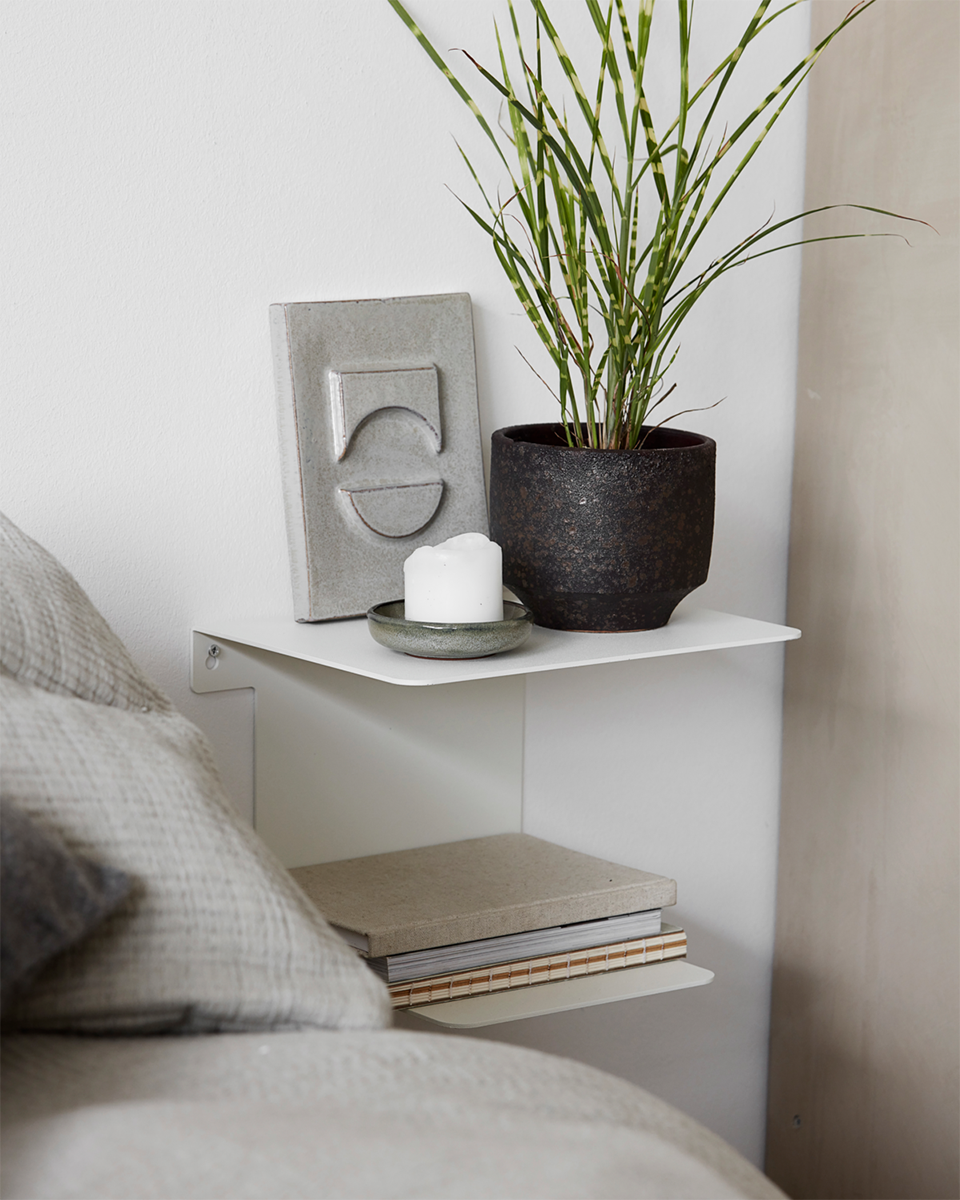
[340,480,444,539]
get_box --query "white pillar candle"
[404,532,504,623]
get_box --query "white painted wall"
[1,0,811,1165]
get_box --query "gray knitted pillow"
[0,799,131,1015]
[0,676,390,1034]
[0,512,170,714]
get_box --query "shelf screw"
[207,644,220,658]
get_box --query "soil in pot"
[489,423,716,632]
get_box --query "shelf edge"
[192,609,800,688]
[403,960,714,1029]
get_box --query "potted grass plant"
[389,0,910,630]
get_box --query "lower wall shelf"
[403,960,715,1029]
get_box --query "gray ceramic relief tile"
[271,294,488,621]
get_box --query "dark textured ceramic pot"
[489,423,716,631]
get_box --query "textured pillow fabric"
[0,799,131,1015]
[0,512,170,714]
[0,675,391,1033]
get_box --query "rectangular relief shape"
[271,293,488,621]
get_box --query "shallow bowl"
[367,601,534,659]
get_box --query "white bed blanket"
[1,1028,784,1200]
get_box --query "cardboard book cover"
[289,833,677,958]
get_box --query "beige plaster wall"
[766,3,959,1197]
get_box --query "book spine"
[390,932,687,1009]
[376,910,665,981]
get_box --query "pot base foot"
[510,588,692,633]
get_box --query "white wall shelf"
[192,606,799,688]
[404,961,715,1029]
[190,607,797,1025]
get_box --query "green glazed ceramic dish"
[367,601,534,659]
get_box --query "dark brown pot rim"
[493,423,715,454]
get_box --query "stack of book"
[290,833,684,1010]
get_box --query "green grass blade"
[387,0,511,172]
